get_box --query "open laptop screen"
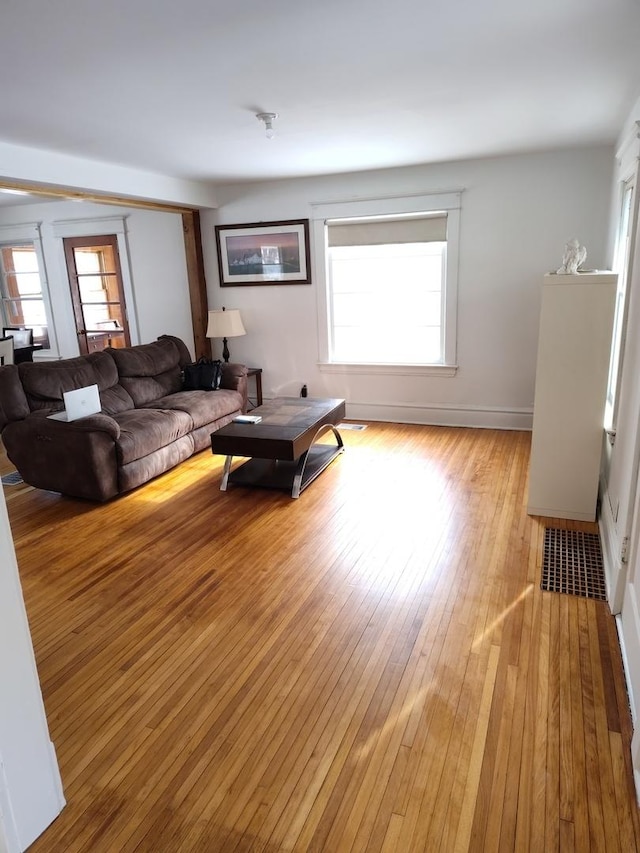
[47,384,101,421]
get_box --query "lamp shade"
[206,308,246,339]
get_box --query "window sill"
[318,362,458,377]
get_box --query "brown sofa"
[0,334,248,501]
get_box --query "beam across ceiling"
[0,181,210,356]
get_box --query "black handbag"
[183,357,223,391]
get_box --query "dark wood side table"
[14,344,44,364]
[246,367,263,410]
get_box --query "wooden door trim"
[182,211,209,360]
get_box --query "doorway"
[63,234,131,354]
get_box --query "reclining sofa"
[0,334,248,501]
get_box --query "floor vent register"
[541,527,606,601]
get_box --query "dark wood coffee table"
[210,397,346,498]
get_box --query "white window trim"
[0,221,59,357]
[319,362,457,377]
[52,215,140,345]
[51,215,127,239]
[616,120,640,183]
[311,191,461,373]
[606,179,635,426]
[605,122,640,427]
[0,222,42,243]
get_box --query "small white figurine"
[556,238,587,275]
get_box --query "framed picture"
[215,219,311,286]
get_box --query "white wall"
[201,146,614,428]
[119,207,194,350]
[0,200,195,359]
[0,490,65,851]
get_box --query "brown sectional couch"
[0,334,248,501]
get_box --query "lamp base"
[222,337,230,363]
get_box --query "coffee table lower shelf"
[222,442,344,499]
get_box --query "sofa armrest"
[0,364,30,431]
[2,412,121,501]
[28,411,121,439]
[221,363,249,412]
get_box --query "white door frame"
[0,489,65,851]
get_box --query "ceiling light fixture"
[256,112,278,140]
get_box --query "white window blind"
[327,214,447,247]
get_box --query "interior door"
[63,235,131,354]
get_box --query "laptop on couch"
[47,384,101,421]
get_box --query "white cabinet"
[527,272,617,521]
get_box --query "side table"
[246,367,263,410]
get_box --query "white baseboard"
[526,505,595,522]
[0,740,65,853]
[48,740,65,812]
[0,755,20,853]
[617,608,640,805]
[343,401,533,431]
[635,738,640,809]
[599,484,623,613]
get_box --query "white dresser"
[527,271,617,521]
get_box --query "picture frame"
[215,219,311,286]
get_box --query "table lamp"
[206,307,246,362]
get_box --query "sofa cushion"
[112,407,193,465]
[18,350,134,414]
[108,338,182,407]
[144,388,242,429]
[118,435,195,494]
[157,334,193,368]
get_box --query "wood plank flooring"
[3,422,639,852]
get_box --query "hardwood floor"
[3,423,639,852]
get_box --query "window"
[605,180,634,426]
[313,192,460,372]
[327,215,447,364]
[0,231,51,347]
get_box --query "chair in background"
[3,327,33,348]
[2,327,38,363]
[0,336,15,365]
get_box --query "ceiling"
[2,0,640,187]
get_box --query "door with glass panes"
[63,235,131,354]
